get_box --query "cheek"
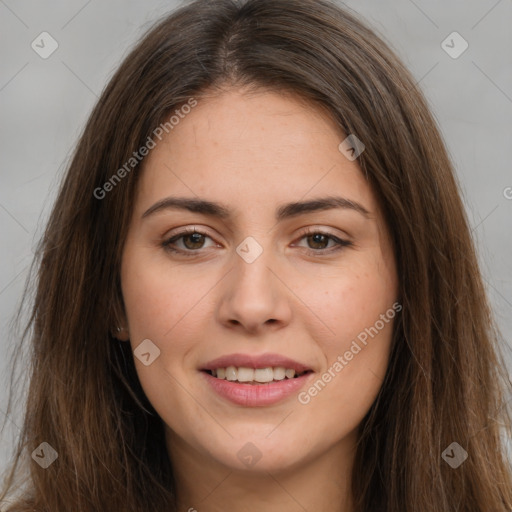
[299,252,397,345]
[299,259,396,421]
[121,250,216,342]
[299,252,396,397]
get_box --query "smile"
[205,366,310,384]
[200,353,314,406]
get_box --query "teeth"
[225,366,237,381]
[254,367,273,383]
[208,366,303,382]
[273,367,286,380]
[237,367,255,382]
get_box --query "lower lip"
[201,371,313,407]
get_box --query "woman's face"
[120,87,398,474]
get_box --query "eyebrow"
[141,195,370,221]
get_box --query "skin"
[118,87,399,512]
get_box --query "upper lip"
[201,353,313,373]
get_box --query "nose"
[216,243,292,335]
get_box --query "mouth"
[200,353,315,406]
[202,366,313,385]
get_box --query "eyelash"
[161,227,352,257]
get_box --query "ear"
[111,325,130,342]
[110,286,130,341]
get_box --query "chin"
[199,428,317,473]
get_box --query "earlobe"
[111,290,130,340]
[111,325,130,341]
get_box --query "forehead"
[135,88,377,219]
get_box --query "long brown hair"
[1,0,511,510]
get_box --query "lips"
[200,353,314,406]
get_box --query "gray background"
[1,0,511,475]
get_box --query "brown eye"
[181,232,206,250]
[306,233,330,250]
[294,229,353,255]
[162,229,216,255]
